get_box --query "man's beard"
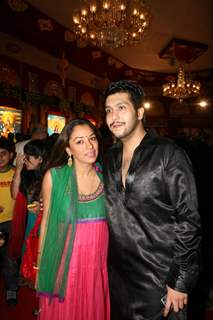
[113,118,139,141]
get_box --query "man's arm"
[11,153,24,199]
[164,146,201,314]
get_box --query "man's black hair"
[103,80,145,110]
[0,137,14,153]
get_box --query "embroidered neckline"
[78,182,103,202]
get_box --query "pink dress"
[38,183,110,320]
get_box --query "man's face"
[105,92,143,140]
[0,148,12,170]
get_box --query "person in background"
[14,132,26,143]
[98,124,114,163]
[103,80,201,320]
[0,137,17,306]
[9,139,47,287]
[44,133,59,154]
[14,124,47,165]
[36,119,110,320]
[8,132,15,144]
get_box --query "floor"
[0,282,38,320]
[0,279,213,320]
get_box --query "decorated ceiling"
[0,0,213,87]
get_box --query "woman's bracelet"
[33,265,39,270]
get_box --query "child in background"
[0,137,18,306]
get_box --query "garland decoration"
[0,81,94,116]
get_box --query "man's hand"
[163,286,188,317]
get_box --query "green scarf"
[37,165,78,300]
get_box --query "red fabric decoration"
[8,191,27,260]
[20,211,42,285]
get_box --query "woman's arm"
[37,170,52,267]
[11,154,25,199]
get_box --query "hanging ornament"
[58,52,70,87]
[7,0,28,12]
[38,19,53,31]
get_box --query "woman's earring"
[68,155,72,167]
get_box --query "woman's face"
[24,154,42,170]
[66,124,98,166]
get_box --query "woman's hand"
[16,153,25,171]
[27,201,40,214]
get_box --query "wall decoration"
[0,63,20,86]
[7,0,28,12]
[6,42,22,54]
[0,105,22,137]
[47,113,65,135]
[0,81,96,116]
[38,19,53,31]
[80,92,95,107]
[44,80,64,99]
[91,76,109,91]
[68,86,76,102]
[107,56,123,68]
[91,51,102,59]
[28,72,39,93]
[124,70,133,77]
[57,52,70,87]
[64,30,75,42]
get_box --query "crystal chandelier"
[162,64,201,103]
[71,0,151,48]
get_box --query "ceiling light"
[71,0,151,49]
[144,102,151,109]
[162,64,201,103]
[199,100,207,108]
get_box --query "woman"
[36,119,110,320]
[21,140,47,250]
[9,139,48,280]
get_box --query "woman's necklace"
[77,170,100,196]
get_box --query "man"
[0,137,17,306]
[103,80,201,320]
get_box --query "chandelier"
[162,64,201,103]
[71,0,151,48]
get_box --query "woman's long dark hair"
[46,118,102,171]
[20,139,48,201]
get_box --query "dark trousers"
[143,306,187,320]
[111,304,187,320]
[159,307,187,320]
[0,221,18,291]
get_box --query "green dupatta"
[37,165,78,300]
